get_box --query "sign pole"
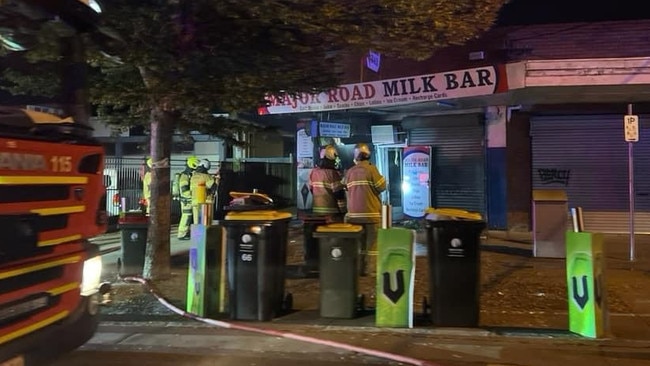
[626,104,636,261]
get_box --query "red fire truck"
[0,1,110,365]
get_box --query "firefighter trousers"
[177,200,193,239]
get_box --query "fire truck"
[0,1,110,365]
[0,108,109,366]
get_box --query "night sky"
[497,0,650,26]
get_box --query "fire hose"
[122,276,441,366]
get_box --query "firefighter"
[190,158,216,224]
[142,157,152,214]
[177,155,199,240]
[344,142,386,275]
[309,145,345,221]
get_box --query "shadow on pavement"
[482,244,532,257]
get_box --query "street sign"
[366,50,381,72]
[624,115,639,142]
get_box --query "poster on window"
[402,146,431,218]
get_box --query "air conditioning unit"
[371,125,396,144]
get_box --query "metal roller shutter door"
[407,114,485,215]
[531,114,650,233]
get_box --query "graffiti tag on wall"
[538,168,571,186]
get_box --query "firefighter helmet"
[354,143,371,161]
[320,145,338,161]
[186,155,200,169]
[146,157,153,168]
[198,158,211,170]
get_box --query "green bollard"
[186,224,224,318]
[566,231,609,338]
[375,227,415,328]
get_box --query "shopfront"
[259,26,650,233]
[531,114,650,233]
[261,64,508,225]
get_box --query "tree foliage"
[1,0,508,279]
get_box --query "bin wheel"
[356,294,366,312]
[422,296,430,315]
[283,293,293,312]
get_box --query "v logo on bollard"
[572,275,589,310]
[382,270,405,304]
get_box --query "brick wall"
[341,19,650,82]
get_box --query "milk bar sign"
[259,66,499,115]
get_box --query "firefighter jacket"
[190,170,216,205]
[309,167,345,215]
[178,168,193,203]
[142,171,152,212]
[344,160,386,223]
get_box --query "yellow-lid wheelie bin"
[313,223,365,318]
[222,191,293,321]
[425,208,485,327]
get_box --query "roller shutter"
[531,114,650,233]
[406,114,486,215]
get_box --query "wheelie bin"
[313,223,364,318]
[117,211,149,276]
[223,204,292,321]
[425,208,485,327]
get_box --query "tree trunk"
[61,35,90,126]
[143,106,174,280]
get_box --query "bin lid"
[118,211,149,224]
[225,210,292,221]
[425,207,482,221]
[229,191,274,205]
[315,223,363,233]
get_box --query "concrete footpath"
[93,224,650,366]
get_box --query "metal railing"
[103,156,296,222]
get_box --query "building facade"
[261,19,650,233]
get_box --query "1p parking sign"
[624,115,639,142]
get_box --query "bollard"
[376,218,416,328]
[566,207,609,338]
[186,222,224,318]
[381,204,392,229]
[197,203,213,226]
[196,182,207,205]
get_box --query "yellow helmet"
[354,143,371,161]
[186,155,200,169]
[320,145,338,161]
[146,157,153,168]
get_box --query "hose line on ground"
[122,276,441,366]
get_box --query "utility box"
[186,224,225,318]
[532,190,568,258]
